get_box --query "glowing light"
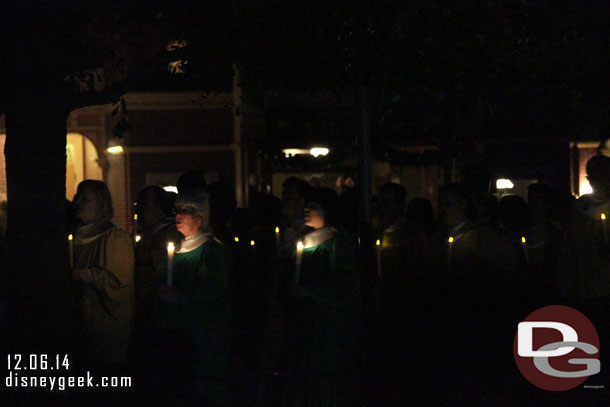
[134,214,138,220]
[68,234,73,241]
[163,186,178,194]
[297,241,304,250]
[602,213,607,221]
[521,236,526,244]
[496,179,514,189]
[580,181,593,196]
[250,240,255,246]
[135,235,141,243]
[448,236,454,243]
[310,147,329,157]
[106,146,124,155]
[376,239,381,246]
[275,226,280,234]
[281,147,330,157]
[234,237,239,242]
[282,148,309,157]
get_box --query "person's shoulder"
[574,194,608,212]
[331,230,357,250]
[107,226,133,245]
[203,236,228,255]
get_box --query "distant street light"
[282,147,330,157]
[309,147,329,157]
[106,146,124,155]
[496,178,514,189]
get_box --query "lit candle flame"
[134,214,138,220]
[250,240,255,246]
[234,237,239,242]
[448,236,454,243]
[376,239,381,246]
[521,236,526,244]
[297,241,304,250]
[135,235,141,243]
[68,234,73,241]
[167,242,175,252]
[275,226,280,234]
[602,213,607,220]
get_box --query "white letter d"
[518,321,578,357]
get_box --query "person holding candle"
[154,191,231,403]
[280,177,314,250]
[280,187,360,406]
[71,180,134,369]
[558,155,610,325]
[434,183,524,382]
[132,186,178,345]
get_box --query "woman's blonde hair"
[76,180,114,220]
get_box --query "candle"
[376,238,382,279]
[68,234,74,268]
[294,241,304,285]
[133,214,138,241]
[602,213,608,245]
[167,242,175,286]
[521,236,530,264]
[447,236,454,269]
[275,226,281,257]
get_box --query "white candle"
[376,238,382,279]
[294,241,304,285]
[133,214,138,241]
[447,236,454,269]
[167,242,175,286]
[521,236,529,264]
[68,234,74,268]
[602,213,608,245]
[275,226,281,257]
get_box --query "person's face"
[74,187,102,225]
[282,186,304,222]
[439,192,466,227]
[174,206,204,237]
[304,202,325,230]
[138,191,164,227]
[377,192,402,228]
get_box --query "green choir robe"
[282,227,361,405]
[156,235,231,399]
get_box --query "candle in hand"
[68,234,74,268]
[521,236,530,264]
[294,241,304,285]
[275,226,281,257]
[133,214,138,241]
[602,213,608,245]
[447,236,454,269]
[167,242,175,286]
[376,238,382,279]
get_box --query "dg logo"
[513,305,600,391]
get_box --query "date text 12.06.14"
[7,355,70,371]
